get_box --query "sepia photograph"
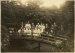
[1,0,74,52]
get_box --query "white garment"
[18,29,21,33]
[40,25,45,33]
[24,29,31,34]
[36,25,41,29]
[33,28,41,36]
[25,24,31,29]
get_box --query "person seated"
[23,28,26,33]
[24,28,31,34]
[40,24,45,33]
[27,29,31,35]
[33,27,41,36]
[25,21,31,30]
[36,23,41,29]
[18,29,23,35]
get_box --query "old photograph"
[1,0,74,52]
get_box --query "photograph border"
[0,0,74,53]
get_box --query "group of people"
[18,22,47,36]
[18,21,64,36]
